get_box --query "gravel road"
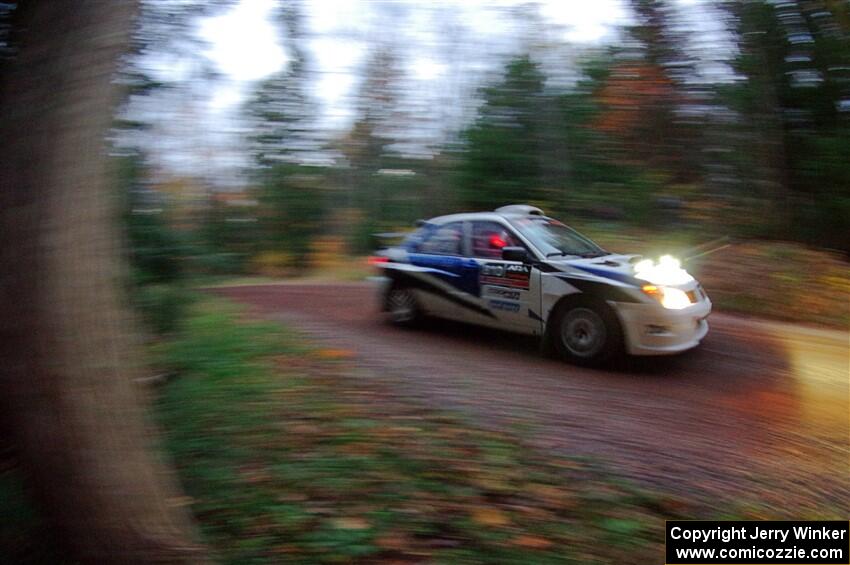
[215,282,849,513]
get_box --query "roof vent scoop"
[495,204,544,216]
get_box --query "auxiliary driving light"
[634,254,693,286]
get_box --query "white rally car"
[373,205,711,365]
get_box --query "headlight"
[641,284,691,310]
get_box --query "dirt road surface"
[215,282,849,513]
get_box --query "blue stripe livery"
[408,253,481,296]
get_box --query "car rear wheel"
[551,300,623,366]
[386,286,421,326]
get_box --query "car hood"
[545,253,699,289]
[544,254,645,286]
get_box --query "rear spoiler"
[373,232,410,241]
[373,220,431,249]
[372,231,411,251]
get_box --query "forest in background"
[113,0,850,331]
[122,0,850,254]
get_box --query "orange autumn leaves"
[592,61,689,174]
[594,63,681,137]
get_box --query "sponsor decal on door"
[488,299,521,313]
[480,263,531,290]
[483,287,521,301]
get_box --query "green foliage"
[791,129,850,251]
[452,52,673,229]
[723,0,850,252]
[349,216,379,255]
[133,283,195,334]
[126,210,185,286]
[256,163,328,266]
[120,157,184,286]
[191,250,248,277]
[346,166,434,254]
[455,56,546,210]
[195,195,271,276]
[117,153,191,334]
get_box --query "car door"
[469,220,542,335]
[406,221,481,320]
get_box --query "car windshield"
[509,217,606,258]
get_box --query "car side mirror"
[501,246,529,263]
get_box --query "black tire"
[384,285,422,327]
[549,297,624,366]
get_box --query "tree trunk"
[0,2,207,562]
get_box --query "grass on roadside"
[154,299,691,564]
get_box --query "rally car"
[372,205,711,365]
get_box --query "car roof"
[425,212,511,224]
[424,205,547,226]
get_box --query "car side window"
[471,221,522,259]
[417,222,464,256]
[402,225,430,252]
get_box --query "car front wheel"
[551,300,623,366]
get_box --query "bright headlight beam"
[634,254,694,286]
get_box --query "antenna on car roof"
[494,204,544,216]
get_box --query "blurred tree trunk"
[0,2,207,563]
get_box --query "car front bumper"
[612,298,712,356]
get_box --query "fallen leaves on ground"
[154,300,704,564]
[470,507,511,527]
[331,517,371,530]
